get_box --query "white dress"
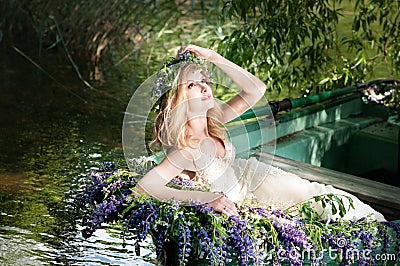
[193,140,386,221]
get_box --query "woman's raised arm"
[185,45,266,123]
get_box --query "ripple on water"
[0,225,157,265]
[0,226,56,266]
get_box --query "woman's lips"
[202,95,212,100]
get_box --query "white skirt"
[210,157,386,221]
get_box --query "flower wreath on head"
[151,50,210,102]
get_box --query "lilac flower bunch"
[78,168,137,238]
[168,175,210,192]
[377,223,392,255]
[121,198,159,248]
[226,216,257,265]
[385,221,400,263]
[77,166,400,266]
[270,211,311,251]
[176,219,192,263]
[169,175,196,189]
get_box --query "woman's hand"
[209,195,240,217]
[182,44,218,62]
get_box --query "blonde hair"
[151,64,226,151]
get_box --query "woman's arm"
[136,149,239,216]
[185,45,266,123]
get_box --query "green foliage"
[0,0,221,84]
[294,194,355,221]
[215,0,400,96]
[349,0,400,78]
[2,0,398,101]
[215,0,343,94]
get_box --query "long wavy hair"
[151,63,226,152]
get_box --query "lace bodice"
[193,140,236,185]
[191,140,251,203]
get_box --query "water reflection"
[0,226,157,265]
[0,43,156,265]
[0,225,58,266]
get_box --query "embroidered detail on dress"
[193,140,235,185]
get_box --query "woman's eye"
[188,82,194,89]
[202,79,211,85]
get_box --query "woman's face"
[180,67,214,115]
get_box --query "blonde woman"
[136,44,385,221]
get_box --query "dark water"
[0,43,157,265]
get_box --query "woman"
[136,44,385,221]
